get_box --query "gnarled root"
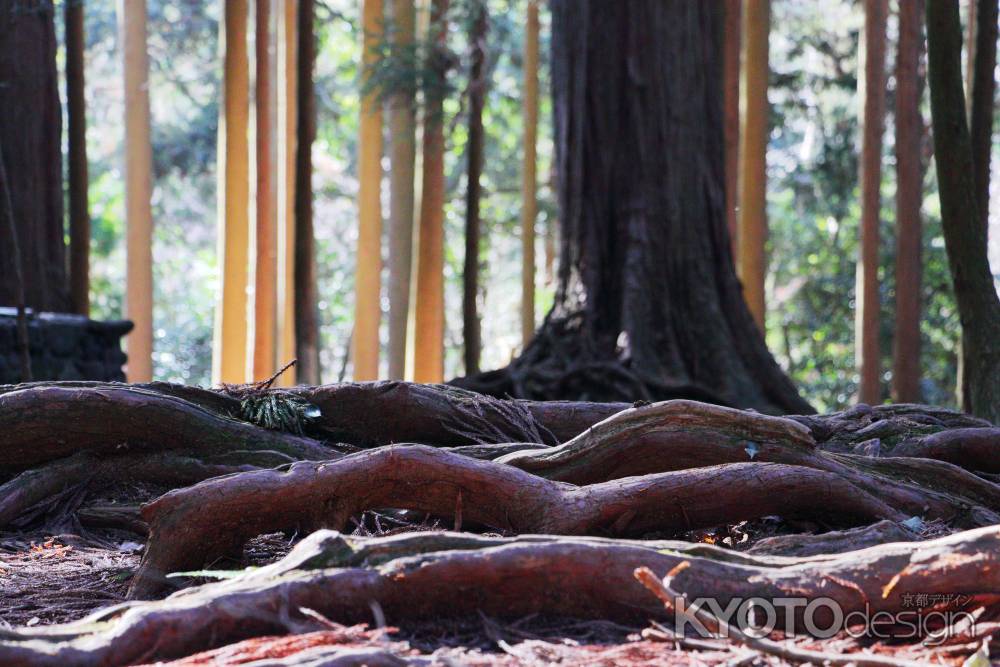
[4,526,999,666]
[128,443,916,598]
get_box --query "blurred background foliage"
[66,0,998,411]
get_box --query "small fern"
[238,392,321,436]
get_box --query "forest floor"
[1,381,999,665]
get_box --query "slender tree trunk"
[0,0,67,313]
[387,0,416,381]
[723,0,741,260]
[122,0,154,382]
[0,138,30,380]
[892,0,925,404]
[253,0,277,381]
[276,0,298,386]
[413,0,448,383]
[463,0,487,376]
[926,0,1000,424]
[454,1,810,414]
[353,0,384,381]
[520,0,539,348]
[66,0,89,317]
[737,0,768,332]
[213,0,250,384]
[965,0,977,111]
[856,0,888,405]
[294,0,321,384]
[969,0,996,233]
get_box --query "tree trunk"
[0,137,30,381]
[892,0,925,404]
[737,0,768,331]
[722,0,741,261]
[252,0,277,381]
[122,0,154,382]
[66,0,90,317]
[969,0,996,234]
[521,0,539,348]
[462,0,487,376]
[413,0,448,383]
[213,0,251,384]
[0,0,67,312]
[387,0,417,381]
[926,0,1000,424]
[455,1,810,414]
[276,0,298,386]
[856,0,888,405]
[294,0,321,385]
[353,0,384,381]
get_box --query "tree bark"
[723,0,741,260]
[0,137,30,381]
[294,0,321,385]
[66,0,90,317]
[353,0,384,381]
[387,0,417,381]
[276,0,298,386]
[0,0,67,313]
[456,1,809,414]
[738,0,768,331]
[969,0,997,233]
[253,0,277,381]
[462,1,487,376]
[926,0,1000,424]
[213,0,250,384]
[892,0,925,404]
[520,0,539,347]
[413,0,448,383]
[6,526,999,665]
[857,0,888,405]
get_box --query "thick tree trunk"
[926,0,1000,424]
[722,0,741,260]
[856,0,888,405]
[294,0,321,384]
[0,0,66,313]
[455,1,810,414]
[66,0,90,317]
[462,1,487,376]
[413,0,448,383]
[0,138,30,381]
[892,0,925,404]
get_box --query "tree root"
[0,384,338,475]
[4,526,999,666]
[0,452,259,530]
[128,443,922,598]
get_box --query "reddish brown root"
[128,444,911,598]
[4,527,999,666]
[0,385,337,474]
[893,428,1000,473]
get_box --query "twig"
[634,567,930,667]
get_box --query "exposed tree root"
[892,427,1000,473]
[130,442,936,598]
[0,384,338,474]
[0,452,257,529]
[746,520,919,557]
[4,527,999,666]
